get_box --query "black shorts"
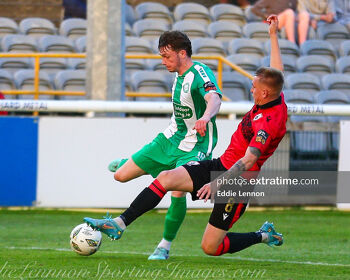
[183,158,247,231]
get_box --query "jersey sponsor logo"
[186,161,200,166]
[253,113,263,121]
[203,81,217,92]
[256,129,269,145]
[183,82,190,93]
[173,102,193,119]
[223,213,229,220]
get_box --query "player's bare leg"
[201,224,227,255]
[114,158,146,182]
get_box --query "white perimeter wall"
[37,117,237,208]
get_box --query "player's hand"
[193,115,210,137]
[267,14,279,35]
[197,183,211,202]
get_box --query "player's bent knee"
[284,8,294,17]
[157,170,175,190]
[201,241,218,256]
[114,170,129,183]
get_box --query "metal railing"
[0,53,254,101]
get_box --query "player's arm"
[267,14,284,72]
[194,92,221,137]
[197,147,261,201]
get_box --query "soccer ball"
[70,223,102,256]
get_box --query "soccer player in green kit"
[105,31,222,260]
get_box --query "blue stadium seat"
[317,22,350,49]
[38,35,76,53]
[172,20,208,39]
[19,17,56,38]
[125,22,134,36]
[322,73,350,96]
[146,59,166,72]
[0,17,18,36]
[300,40,337,62]
[285,73,321,93]
[283,89,315,104]
[227,38,265,58]
[75,36,86,53]
[264,39,300,59]
[207,21,242,44]
[0,57,32,73]
[125,58,147,72]
[261,55,297,74]
[339,40,350,56]
[67,58,86,70]
[192,37,226,56]
[135,2,172,24]
[315,90,349,104]
[54,70,86,100]
[125,36,154,53]
[1,34,38,52]
[59,18,87,39]
[243,22,270,42]
[336,56,350,73]
[209,4,246,27]
[226,54,261,73]
[132,19,170,40]
[174,3,211,25]
[0,69,15,92]
[35,57,67,76]
[220,71,251,101]
[296,55,334,77]
[126,4,136,25]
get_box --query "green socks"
[163,196,187,242]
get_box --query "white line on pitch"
[4,246,350,268]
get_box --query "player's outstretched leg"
[258,221,284,246]
[83,213,124,240]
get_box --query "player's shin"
[119,179,167,226]
[214,232,262,255]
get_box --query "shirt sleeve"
[248,119,276,155]
[196,66,222,98]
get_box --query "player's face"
[251,76,267,105]
[159,46,182,73]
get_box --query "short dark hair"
[158,31,192,57]
[255,67,284,94]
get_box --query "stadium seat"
[135,2,172,24]
[125,58,147,72]
[0,69,15,91]
[194,59,219,71]
[226,54,261,73]
[296,55,334,77]
[322,73,350,96]
[338,40,350,56]
[14,69,54,99]
[261,55,296,74]
[289,115,329,159]
[243,22,270,42]
[227,38,265,58]
[75,36,86,53]
[285,73,321,93]
[125,36,153,54]
[283,89,315,103]
[264,39,300,59]
[300,40,337,62]
[191,38,226,56]
[172,20,208,39]
[54,70,86,100]
[36,57,67,76]
[67,58,86,69]
[174,3,211,25]
[209,4,246,27]
[19,17,56,38]
[125,23,134,36]
[220,71,251,101]
[1,34,38,52]
[146,59,166,72]
[336,56,350,73]
[317,22,350,49]
[132,19,169,40]
[59,18,87,39]
[125,74,134,92]
[38,35,76,53]
[131,70,170,101]
[126,4,136,25]
[0,57,32,73]
[315,90,349,104]
[0,17,18,36]
[207,21,242,44]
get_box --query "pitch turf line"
[4,246,350,268]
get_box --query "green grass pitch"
[0,209,349,280]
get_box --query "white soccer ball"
[70,223,102,256]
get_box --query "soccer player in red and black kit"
[84,14,287,257]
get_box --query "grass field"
[1,208,349,280]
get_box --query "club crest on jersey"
[186,161,200,166]
[203,81,217,92]
[253,113,263,121]
[183,83,189,93]
[255,129,269,145]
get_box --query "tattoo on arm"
[249,147,261,158]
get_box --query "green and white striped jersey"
[163,61,222,156]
